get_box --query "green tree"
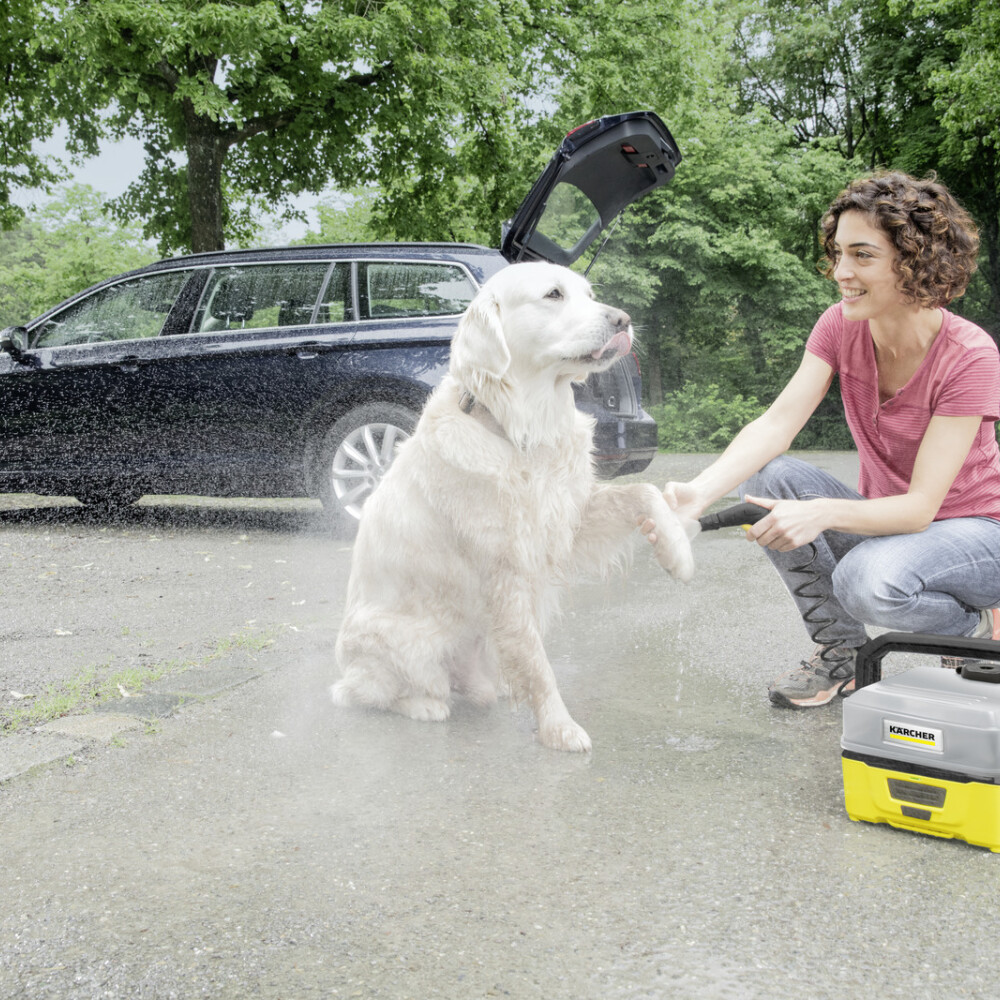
[731,0,935,165]
[907,0,1000,329]
[546,0,853,434]
[0,184,155,327]
[14,0,578,256]
[0,0,66,228]
[297,188,383,246]
[732,0,1000,334]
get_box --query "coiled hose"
[698,501,846,663]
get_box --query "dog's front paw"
[636,484,696,583]
[647,511,696,583]
[651,528,694,583]
[391,696,451,722]
[538,716,592,752]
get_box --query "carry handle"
[855,631,1000,689]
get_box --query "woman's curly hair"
[821,171,979,308]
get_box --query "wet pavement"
[2,453,998,999]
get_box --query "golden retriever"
[330,262,695,751]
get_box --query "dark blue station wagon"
[0,112,681,529]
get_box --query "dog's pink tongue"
[592,330,632,360]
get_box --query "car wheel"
[318,402,418,530]
[75,486,144,514]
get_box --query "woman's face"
[831,210,909,323]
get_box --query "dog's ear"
[450,290,511,380]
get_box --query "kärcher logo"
[889,725,936,741]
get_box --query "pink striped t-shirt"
[806,303,1000,521]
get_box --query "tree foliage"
[0,184,155,327]
[733,0,1000,334]
[537,0,853,443]
[0,0,66,229]
[16,0,579,255]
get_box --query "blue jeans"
[739,456,1000,649]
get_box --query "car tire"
[317,402,418,532]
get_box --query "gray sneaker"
[942,608,1000,669]
[768,646,857,709]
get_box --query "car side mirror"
[0,326,29,361]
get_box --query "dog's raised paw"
[652,533,695,583]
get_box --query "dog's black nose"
[610,309,631,332]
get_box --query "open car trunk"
[501,111,682,267]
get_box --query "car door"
[131,256,479,499]
[0,268,193,492]
[500,110,682,266]
[107,258,357,496]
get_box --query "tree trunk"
[186,120,228,253]
[646,351,663,406]
[740,299,768,375]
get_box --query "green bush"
[648,382,766,452]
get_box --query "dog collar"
[458,390,509,442]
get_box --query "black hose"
[697,501,770,531]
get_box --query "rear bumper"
[591,409,658,478]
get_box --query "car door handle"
[292,341,324,360]
[118,355,147,372]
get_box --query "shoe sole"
[768,676,854,709]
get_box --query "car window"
[528,182,603,266]
[32,270,192,349]
[193,262,333,333]
[359,262,476,320]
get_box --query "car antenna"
[584,211,625,277]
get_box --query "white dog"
[331,262,695,751]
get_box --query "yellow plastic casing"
[842,754,1000,852]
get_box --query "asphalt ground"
[2,452,999,999]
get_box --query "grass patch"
[1,624,284,732]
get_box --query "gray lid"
[842,666,1000,778]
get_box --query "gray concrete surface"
[2,453,999,999]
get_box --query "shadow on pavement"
[0,494,345,537]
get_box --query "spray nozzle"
[698,501,770,532]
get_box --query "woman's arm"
[664,352,835,520]
[747,414,984,550]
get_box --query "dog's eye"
[545,287,563,300]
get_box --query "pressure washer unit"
[842,634,1000,852]
[698,500,1000,851]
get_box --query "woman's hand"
[743,494,829,551]
[639,481,706,545]
[662,481,707,523]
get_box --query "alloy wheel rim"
[330,421,409,518]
